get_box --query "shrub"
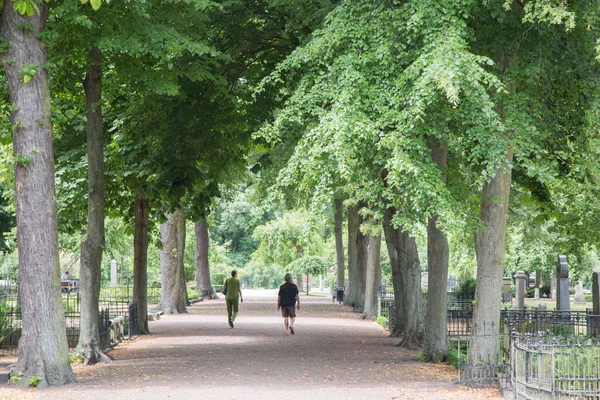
[455,278,476,300]
[376,316,389,327]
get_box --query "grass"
[523,298,592,311]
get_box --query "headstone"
[502,277,512,303]
[111,259,118,287]
[534,288,540,300]
[538,303,547,311]
[421,272,428,291]
[514,270,527,309]
[574,281,586,304]
[551,276,556,300]
[556,255,570,311]
[593,272,600,316]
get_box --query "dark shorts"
[281,306,296,318]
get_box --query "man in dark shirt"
[277,273,300,335]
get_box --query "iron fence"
[128,301,139,338]
[512,335,600,399]
[454,334,512,389]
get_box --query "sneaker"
[229,319,233,328]
[289,326,295,335]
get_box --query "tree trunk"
[383,208,424,347]
[383,208,404,337]
[1,0,75,386]
[133,196,150,333]
[345,205,359,306]
[296,275,304,292]
[353,224,368,313]
[178,211,189,306]
[158,210,187,314]
[361,234,381,320]
[78,46,110,365]
[195,218,214,299]
[423,136,449,362]
[397,230,424,348]
[467,150,513,375]
[334,198,345,291]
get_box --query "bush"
[376,316,389,327]
[455,278,476,300]
[540,284,551,298]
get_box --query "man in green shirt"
[223,270,243,328]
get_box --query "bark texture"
[1,0,75,386]
[360,234,381,320]
[158,210,187,314]
[423,136,449,362]
[468,150,513,373]
[195,218,214,299]
[334,198,345,290]
[78,46,110,365]
[133,197,150,333]
[383,208,424,347]
[178,213,189,306]
[345,205,359,306]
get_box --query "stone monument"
[574,281,586,304]
[111,259,118,287]
[550,276,556,300]
[514,270,527,309]
[556,255,570,311]
[502,277,512,303]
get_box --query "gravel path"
[0,290,502,399]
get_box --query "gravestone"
[594,272,600,316]
[111,260,118,287]
[574,281,586,304]
[534,288,539,300]
[421,272,428,291]
[502,277,512,303]
[514,270,527,309]
[538,303,547,311]
[550,277,556,300]
[556,255,570,311]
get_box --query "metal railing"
[512,335,600,399]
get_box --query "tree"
[0,0,77,386]
[360,233,381,320]
[286,255,328,295]
[195,218,213,298]
[158,210,187,314]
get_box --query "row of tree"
[0,0,337,387]
[3,0,600,389]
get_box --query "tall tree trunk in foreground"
[345,205,359,305]
[353,224,368,312]
[361,234,381,320]
[158,210,187,314]
[423,136,449,362]
[195,218,214,298]
[383,208,424,346]
[466,150,513,378]
[78,46,110,365]
[1,0,75,386]
[334,198,345,292]
[133,196,150,333]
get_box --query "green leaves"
[80,0,103,11]
[12,0,39,17]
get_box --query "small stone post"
[502,277,512,303]
[514,270,527,309]
[556,255,570,312]
[111,259,118,287]
[550,276,556,300]
[593,272,600,316]
[534,288,539,300]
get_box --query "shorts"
[281,306,296,318]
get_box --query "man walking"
[277,273,300,335]
[223,270,243,328]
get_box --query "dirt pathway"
[0,290,501,399]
